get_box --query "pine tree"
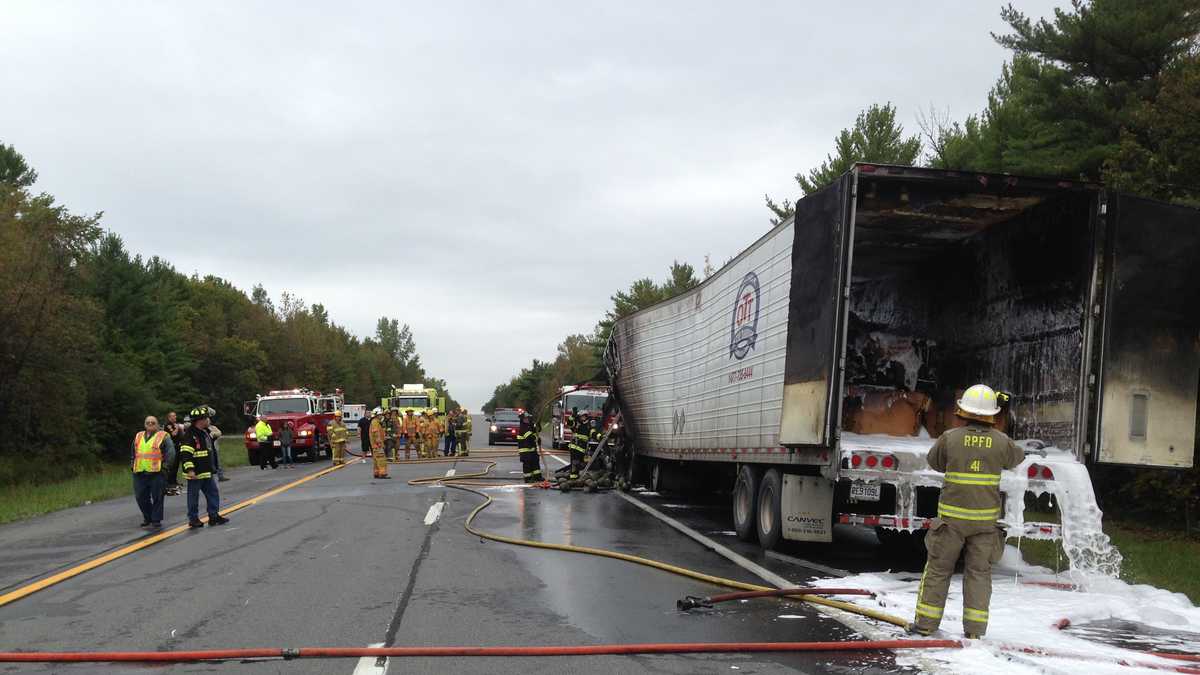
[766,103,921,225]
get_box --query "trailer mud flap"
[781,474,834,542]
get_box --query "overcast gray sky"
[3,1,1060,409]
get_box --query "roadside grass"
[1013,523,1200,604]
[0,443,252,526]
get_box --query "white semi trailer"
[605,164,1200,551]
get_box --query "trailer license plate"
[850,482,880,502]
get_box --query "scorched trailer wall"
[605,164,1200,550]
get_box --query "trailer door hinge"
[1093,303,1101,316]
[1099,202,1107,215]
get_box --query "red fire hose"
[1,641,1197,672]
[0,640,960,663]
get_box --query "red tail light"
[1028,465,1040,478]
[866,455,879,468]
[881,455,895,469]
[1041,467,1054,480]
[851,454,862,468]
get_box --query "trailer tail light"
[1027,464,1056,480]
[851,454,862,468]
[881,455,895,469]
[866,455,878,468]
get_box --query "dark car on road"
[487,409,521,445]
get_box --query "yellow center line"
[0,459,358,608]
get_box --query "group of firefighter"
[360,407,474,478]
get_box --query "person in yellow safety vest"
[180,406,229,528]
[456,410,472,456]
[911,384,1024,639]
[327,411,349,465]
[131,415,175,528]
[516,412,542,483]
[401,410,417,459]
[368,407,391,479]
[254,416,277,470]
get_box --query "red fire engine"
[243,388,343,463]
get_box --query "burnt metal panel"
[1097,194,1200,468]
[781,176,852,446]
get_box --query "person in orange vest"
[131,415,175,528]
[369,407,391,479]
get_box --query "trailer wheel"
[756,469,783,550]
[733,465,761,542]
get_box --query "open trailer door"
[779,173,855,447]
[1095,194,1200,468]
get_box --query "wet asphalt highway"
[0,420,904,674]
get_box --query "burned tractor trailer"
[605,164,1200,551]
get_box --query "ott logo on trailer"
[729,272,760,360]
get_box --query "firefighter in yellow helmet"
[327,410,349,466]
[368,407,391,479]
[911,384,1024,639]
[424,409,443,458]
[456,409,472,456]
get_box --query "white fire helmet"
[372,407,383,416]
[957,384,1002,417]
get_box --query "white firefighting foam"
[817,556,1200,674]
[841,433,1124,578]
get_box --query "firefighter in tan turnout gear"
[912,384,1023,639]
[368,407,391,479]
[327,410,349,465]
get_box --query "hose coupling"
[677,596,712,611]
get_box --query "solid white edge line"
[615,491,952,674]
[423,502,446,526]
[764,550,849,579]
[352,642,387,675]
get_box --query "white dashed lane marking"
[423,502,446,526]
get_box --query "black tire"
[733,465,761,542]
[756,468,783,550]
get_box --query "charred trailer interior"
[833,167,1200,469]
[843,173,1093,451]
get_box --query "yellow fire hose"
[397,456,911,629]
